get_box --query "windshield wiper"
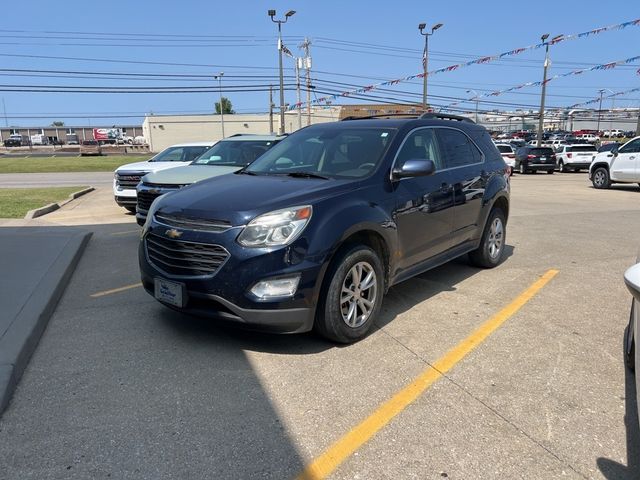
[284,171,330,180]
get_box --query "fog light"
[250,275,300,300]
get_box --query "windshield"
[150,145,210,162]
[244,127,396,179]
[192,139,276,166]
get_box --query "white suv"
[589,136,640,189]
[555,144,597,172]
[113,141,214,212]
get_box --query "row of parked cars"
[113,113,511,343]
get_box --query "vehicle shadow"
[596,363,640,478]
[374,245,515,331]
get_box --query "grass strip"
[0,186,88,218]
[0,156,149,173]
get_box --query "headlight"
[237,205,312,247]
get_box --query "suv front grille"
[116,172,144,189]
[137,190,163,212]
[145,232,229,277]
[154,212,232,233]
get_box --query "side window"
[437,128,483,169]
[395,128,443,170]
[619,139,640,154]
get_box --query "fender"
[476,173,510,238]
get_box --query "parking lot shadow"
[374,245,515,330]
[596,363,640,479]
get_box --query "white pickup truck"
[589,136,640,188]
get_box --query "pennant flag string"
[288,18,640,111]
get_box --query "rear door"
[392,127,454,269]
[611,138,640,181]
[436,127,486,246]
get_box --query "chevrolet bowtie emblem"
[165,228,183,239]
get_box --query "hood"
[142,165,240,185]
[115,160,191,174]
[156,172,358,226]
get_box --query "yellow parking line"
[90,283,142,298]
[296,269,559,480]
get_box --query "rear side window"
[437,128,483,168]
[496,145,512,153]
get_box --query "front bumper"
[138,222,326,334]
[563,161,592,169]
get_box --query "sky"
[1,0,639,127]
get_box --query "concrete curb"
[24,187,95,220]
[0,230,92,415]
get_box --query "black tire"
[592,167,611,189]
[125,206,137,213]
[625,301,635,371]
[469,208,506,268]
[558,160,566,173]
[315,245,384,343]
[546,169,554,174]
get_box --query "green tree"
[50,121,65,127]
[215,97,234,114]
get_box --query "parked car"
[603,129,625,138]
[113,141,213,212]
[623,260,639,431]
[577,133,600,144]
[79,140,102,156]
[136,134,284,226]
[549,139,569,151]
[554,144,597,172]
[589,136,640,189]
[3,134,30,147]
[494,143,515,174]
[514,146,556,174]
[138,113,510,343]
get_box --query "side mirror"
[392,159,436,179]
[624,263,640,303]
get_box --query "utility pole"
[635,108,640,136]
[418,22,443,112]
[269,85,274,134]
[597,89,605,134]
[536,34,551,147]
[215,72,225,138]
[300,38,312,126]
[295,57,302,130]
[268,9,296,135]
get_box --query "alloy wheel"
[340,261,377,328]
[488,217,504,259]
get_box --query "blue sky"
[2,0,638,126]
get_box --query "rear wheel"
[315,245,384,343]
[125,206,137,213]
[592,167,611,189]
[558,160,566,172]
[625,301,635,371]
[546,169,554,174]
[469,208,506,268]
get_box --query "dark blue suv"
[139,114,510,343]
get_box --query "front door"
[392,127,454,270]
[610,138,640,181]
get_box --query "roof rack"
[341,113,420,121]
[419,113,475,123]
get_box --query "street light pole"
[215,72,225,138]
[597,89,605,134]
[466,89,479,123]
[269,9,296,135]
[418,22,443,112]
[604,88,615,133]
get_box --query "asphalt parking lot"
[0,173,639,479]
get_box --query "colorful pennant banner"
[445,55,640,110]
[288,18,640,110]
[566,86,640,110]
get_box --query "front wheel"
[315,245,384,343]
[592,167,611,189]
[125,206,137,213]
[546,169,554,174]
[469,208,506,268]
[625,301,635,371]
